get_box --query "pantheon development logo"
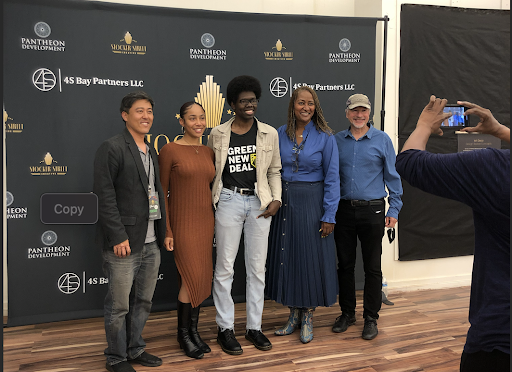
[6,191,28,220]
[329,38,360,63]
[264,39,293,61]
[193,75,226,128]
[41,230,58,245]
[111,31,147,55]
[4,108,24,133]
[270,77,289,98]
[58,273,80,294]
[33,68,57,91]
[339,38,351,52]
[30,152,68,176]
[21,22,65,52]
[201,33,215,48]
[6,191,14,207]
[190,33,227,60]
[28,231,71,260]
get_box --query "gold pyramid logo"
[194,75,225,128]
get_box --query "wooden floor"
[3,287,470,372]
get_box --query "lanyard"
[144,150,153,193]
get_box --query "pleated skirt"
[265,180,338,308]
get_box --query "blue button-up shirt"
[335,124,403,219]
[279,121,340,223]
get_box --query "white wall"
[4,0,508,316]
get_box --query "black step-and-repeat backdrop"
[398,5,510,261]
[4,0,378,326]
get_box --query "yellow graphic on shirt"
[250,153,257,168]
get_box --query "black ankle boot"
[177,301,204,359]
[190,305,211,353]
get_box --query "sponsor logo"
[33,68,56,91]
[201,33,215,48]
[292,82,355,91]
[193,75,226,128]
[339,38,351,52]
[28,245,71,259]
[190,33,227,60]
[6,191,28,219]
[6,207,28,219]
[111,31,147,55]
[270,77,289,98]
[41,230,58,245]
[30,152,68,176]
[28,231,71,260]
[329,38,360,63]
[264,39,293,61]
[62,76,142,87]
[6,191,14,207]
[57,271,164,295]
[58,273,80,294]
[271,77,356,97]
[32,67,143,92]
[21,22,66,52]
[34,22,51,38]
[4,108,24,133]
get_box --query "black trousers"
[460,350,510,372]
[333,199,385,319]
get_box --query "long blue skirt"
[265,181,338,308]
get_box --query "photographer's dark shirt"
[396,148,510,355]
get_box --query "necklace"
[182,137,200,154]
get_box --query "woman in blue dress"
[265,86,340,343]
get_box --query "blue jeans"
[102,241,161,365]
[213,188,272,331]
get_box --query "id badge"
[149,191,161,220]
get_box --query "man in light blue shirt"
[332,93,403,340]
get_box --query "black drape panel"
[398,5,509,260]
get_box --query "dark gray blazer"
[93,127,166,253]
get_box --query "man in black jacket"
[94,91,166,372]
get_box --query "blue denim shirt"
[278,121,340,223]
[335,124,403,219]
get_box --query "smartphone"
[441,104,469,127]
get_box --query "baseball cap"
[346,94,371,110]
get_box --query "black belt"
[342,199,384,207]
[224,185,255,196]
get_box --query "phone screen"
[442,105,467,127]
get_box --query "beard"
[351,121,367,129]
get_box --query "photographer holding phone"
[396,96,510,372]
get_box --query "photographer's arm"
[401,95,452,152]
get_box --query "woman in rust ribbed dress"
[159,102,215,359]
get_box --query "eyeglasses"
[239,98,259,105]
